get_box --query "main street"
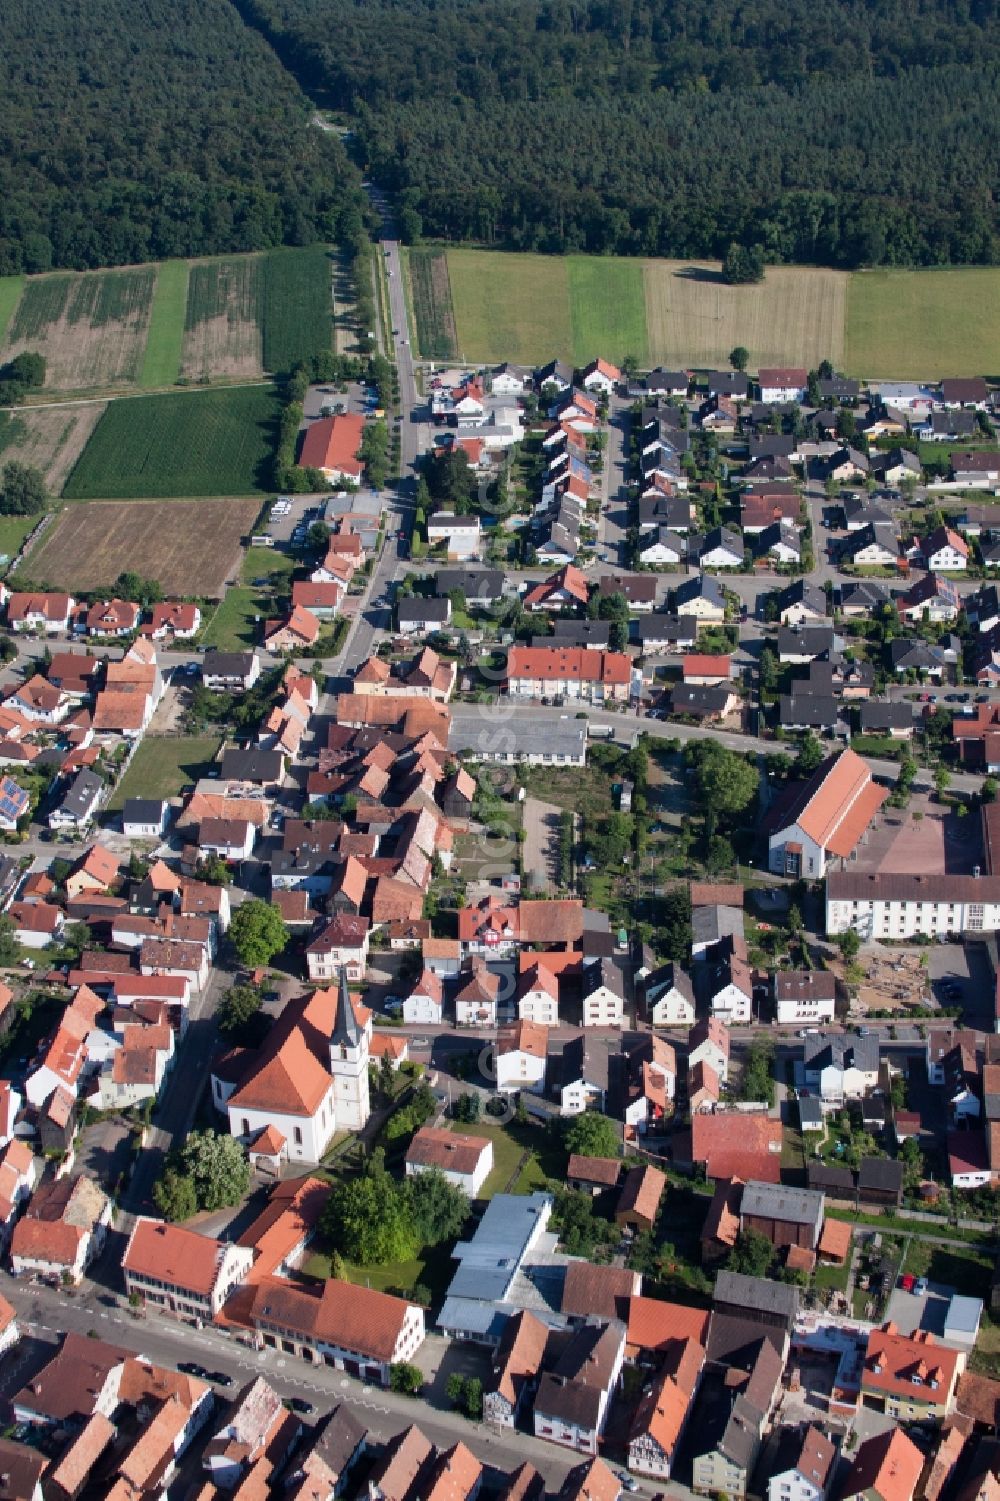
[0,1277,593,1494]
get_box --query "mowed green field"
[418,246,999,378]
[0,277,25,343]
[140,260,190,387]
[444,249,650,366]
[845,267,1000,379]
[63,384,279,499]
[260,246,332,373]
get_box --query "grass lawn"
[846,267,1000,380]
[0,514,38,565]
[140,260,189,387]
[449,1121,526,1198]
[814,1259,851,1293]
[302,1245,455,1306]
[200,587,262,651]
[901,1238,994,1300]
[107,734,222,811]
[568,256,648,367]
[0,277,25,344]
[241,545,295,586]
[447,249,573,366]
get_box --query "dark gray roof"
[646,962,695,1005]
[707,372,749,399]
[557,1035,612,1094]
[632,612,698,644]
[859,702,914,732]
[889,638,944,670]
[692,906,744,947]
[435,568,504,601]
[59,769,103,817]
[857,1157,903,1192]
[818,377,861,400]
[203,650,256,677]
[779,694,840,729]
[803,1031,879,1074]
[740,1180,824,1229]
[122,798,165,823]
[545,620,611,649]
[671,685,734,716]
[808,1163,855,1193]
[583,957,625,1000]
[674,573,726,608]
[840,579,891,610]
[778,625,838,659]
[220,748,284,782]
[331,967,362,1050]
[713,1271,800,1322]
[777,578,827,615]
[398,596,451,623]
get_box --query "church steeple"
[331,966,362,1051]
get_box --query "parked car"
[915,1277,929,1296]
[289,1397,315,1415]
[179,1362,209,1378]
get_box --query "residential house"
[863,1323,962,1417]
[147,601,201,638]
[859,703,915,739]
[953,452,1000,487]
[122,799,169,839]
[739,1181,824,1251]
[802,1032,879,1108]
[405,1127,493,1197]
[759,368,808,403]
[49,769,104,831]
[427,513,481,560]
[766,1427,836,1501]
[505,646,631,704]
[523,565,590,613]
[10,1175,112,1284]
[202,651,261,693]
[688,1113,783,1184]
[484,1311,549,1429]
[581,358,620,395]
[496,1020,548,1093]
[7,592,74,634]
[923,527,970,572]
[533,1322,626,1455]
[454,960,500,1027]
[645,963,696,1027]
[632,614,698,654]
[616,1165,666,1232]
[840,523,899,568]
[582,959,626,1028]
[306,916,370,985]
[397,597,451,636]
[403,969,444,1024]
[705,936,753,1024]
[628,1338,704,1480]
[840,1430,925,1501]
[698,527,744,569]
[688,1017,730,1083]
[775,972,836,1027]
[897,572,961,622]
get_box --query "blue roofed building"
[437,1192,556,1346]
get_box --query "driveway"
[522,796,563,892]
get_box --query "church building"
[211,970,371,1165]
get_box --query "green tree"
[176,1129,251,1211]
[405,1167,470,1245]
[196,854,232,886]
[563,1112,619,1159]
[691,742,758,833]
[323,1167,417,1265]
[934,765,952,799]
[837,928,861,960]
[152,1167,198,1223]
[379,1051,395,1098]
[727,1227,773,1277]
[0,916,19,965]
[452,1092,481,1123]
[228,899,288,968]
[661,886,693,961]
[0,461,47,516]
[729,346,749,372]
[798,731,823,773]
[759,647,778,694]
[389,1362,423,1394]
[217,983,265,1041]
[722,243,765,285]
[4,352,46,389]
[114,571,163,606]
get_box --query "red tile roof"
[299,414,365,479]
[506,645,631,686]
[689,1112,783,1182]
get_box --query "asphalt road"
[0,1277,588,1493]
[447,701,987,794]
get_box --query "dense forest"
[0,0,367,274]
[238,0,1000,267]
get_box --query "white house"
[517,961,560,1026]
[767,1428,836,1501]
[427,513,481,560]
[923,526,970,572]
[492,364,529,396]
[198,818,256,862]
[688,1018,730,1084]
[775,972,836,1027]
[638,530,687,566]
[707,945,753,1025]
[581,959,625,1029]
[306,915,370,985]
[825,871,1000,941]
[122,799,169,839]
[495,1020,548,1094]
[123,1218,255,1319]
[403,968,444,1025]
[802,1032,879,1109]
[405,1126,493,1197]
[698,528,743,569]
[758,368,808,404]
[581,358,621,396]
[646,964,696,1027]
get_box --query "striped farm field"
[182,256,263,380]
[63,385,280,499]
[845,267,1000,379]
[642,261,847,371]
[406,248,459,361]
[1,267,156,390]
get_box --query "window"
[294,1127,302,1146]
[242,1118,249,1135]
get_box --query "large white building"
[826,872,1000,940]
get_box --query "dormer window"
[930,1378,939,1390]
[910,1374,921,1385]
[872,1361,883,1375]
